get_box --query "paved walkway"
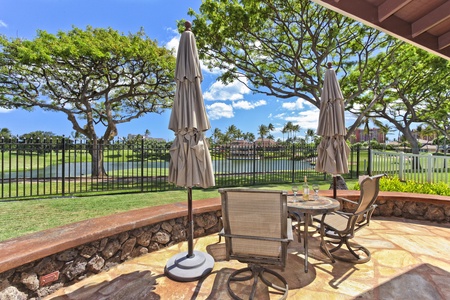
[44,217,450,299]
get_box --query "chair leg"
[227,264,288,300]
[321,236,371,264]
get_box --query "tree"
[18,131,66,154]
[188,0,399,138]
[347,43,450,155]
[0,27,176,176]
[211,128,223,144]
[283,122,294,142]
[0,128,11,139]
[243,132,255,142]
[257,124,269,148]
[225,124,238,141]
[305,128,315,145]
[418,76,450,154]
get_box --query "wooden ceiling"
[312,0,450,60]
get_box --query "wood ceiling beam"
[311,0,450,60]
[378,0,412,22]
[438,31,450,50]
[412,2,450,38]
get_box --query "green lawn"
[0,180,357,242]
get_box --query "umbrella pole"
[333,176,337,199]
[187,187,194,257]
[164,186,214,282]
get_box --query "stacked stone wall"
[0,211,221,300]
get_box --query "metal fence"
[0,138,368,200]
[371,149,450,184]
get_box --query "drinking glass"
[312,184,320,200]
[292,185,299,202]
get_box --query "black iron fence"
[0,137,365,200]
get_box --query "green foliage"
[0,26,176,142]
[189,0,397,134]
[353,176,450,196]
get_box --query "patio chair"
[219,188,293,300]
[315,174,384,264]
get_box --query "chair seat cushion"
[323,212,349,232]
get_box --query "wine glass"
[312,184,320,200]
[292,185,298,202]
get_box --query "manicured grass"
[0,180,357,242]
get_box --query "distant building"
[254,138,277,147]
[350,128,385,143]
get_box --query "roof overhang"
[311,0,450,61]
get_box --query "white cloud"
[0,20,7,28]
[274,107,320,135]
[232,99,266,110]
[165,35,179,53]
[0,108,13,113]
[206,102,234,120]
[203,78,250,101]
[282,97,311,110]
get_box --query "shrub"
[353,176,450,196]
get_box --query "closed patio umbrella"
[165,21,215,282]
[315,63,350,198]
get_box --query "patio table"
[288,196,340,273]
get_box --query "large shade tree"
[187,0,401,139]
[345,43,450,155]
[0,26,176,176]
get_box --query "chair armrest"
[336,197,358,205]
[220,233,291,243]
[287,217,294,241]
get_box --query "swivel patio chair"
[315,174,384,264]
[218,188,293,300]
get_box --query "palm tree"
[283,122,294,141]
[306,129,315,145]
[258,124,269,147]
[244,132,255,142]
[292,124,300,142]
[211,128,221,144]
[235,129,243,141]
[226,125,238,141]
[281,127,288,142]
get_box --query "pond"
[1,158,315,179]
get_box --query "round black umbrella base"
[165,250,214,282]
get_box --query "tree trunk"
[404,130,421,170]
[90,137,107,177]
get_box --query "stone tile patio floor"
[44,217,450,300]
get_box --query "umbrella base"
[165,250,214,282]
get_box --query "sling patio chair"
[314,174,385,264]
[218,188,293,300]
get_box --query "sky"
[0,0,354,142]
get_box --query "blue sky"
[0,0,339,142]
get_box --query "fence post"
[399,152,405,181]
[141,138,144,192]
[356,145,360,177]
[61,138,66,197]
[426,153,433,183]
[291,143,295,183]
[252,142,256,185]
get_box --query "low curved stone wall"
[0,199,222,300]
[319,190,450,223]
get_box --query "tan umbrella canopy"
[165,21,215,282]
[315,63,350,198]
